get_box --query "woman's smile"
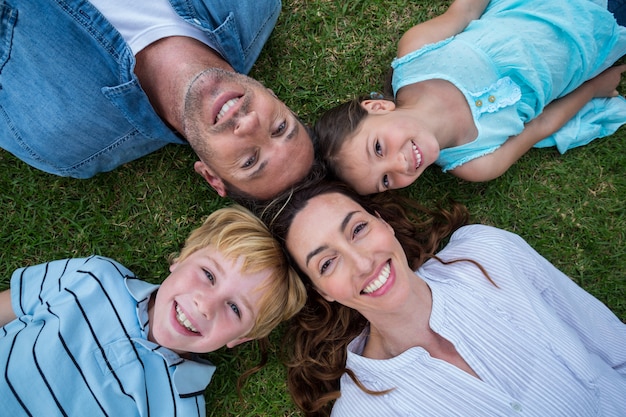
[361,260,393,295]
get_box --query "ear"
[360,99,396,114]
[226,336,253,348]
[194,161,227,197]
[169,262,178,273]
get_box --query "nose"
[391,151,407,172]
[234,111,261,136]
[194,291,215,321]
[349,248,374,276]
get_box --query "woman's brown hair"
[263,180,469,416]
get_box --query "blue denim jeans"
[0,0,280,178]
[609,0,626,25]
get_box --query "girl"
[314,0,626,195]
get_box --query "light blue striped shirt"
[1,256,215,417]
[332,225,626,416]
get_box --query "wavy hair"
[262,180,470,416]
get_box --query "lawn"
[1,0,624,416]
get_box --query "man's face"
[183,69,314,200]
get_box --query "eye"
[272,120,287,137]
[203,269,215,284]
[352,222,368,239]
[228,302,241,318]
[319,258,334,275]
[241,153,257,169]
[382,175,389,189]
[374,140,383,156]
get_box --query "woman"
[264,181,626,416]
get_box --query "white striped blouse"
[332,225,626,417]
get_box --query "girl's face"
[149,245,271,354]
[286,192,413,316]
[336,100,440,195]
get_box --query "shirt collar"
[125,277,216,396]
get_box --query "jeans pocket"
[0,2,17,73]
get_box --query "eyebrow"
[285,118,300,142]
[246,118,300,180]
[362,137,381,193]
[211,256,253,316]
[365,137,373,161]
[210,256,225,275]
[304,210,358,268]
[305,245,328,268]
[240,294,254,317]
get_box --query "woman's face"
[286,192,412,315]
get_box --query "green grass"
[1,0,625,415]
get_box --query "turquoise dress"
[391,0,626,172]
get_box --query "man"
[0,0,314,200]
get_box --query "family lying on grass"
[1,0,625,416]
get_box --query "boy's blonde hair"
[172,205,306,339]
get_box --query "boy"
[0,205,306,416]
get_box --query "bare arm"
[0,289,16,327]
[397,0,490,57]
[451,64,626,182]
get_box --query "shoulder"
[53,256,139,305]
[431,224,537,274]
[449,224,522,248]
[65,256,137,291]
[436,225,555,287]
[396,0,489,58]
[65,256,137,287]
[12,256,134,288]
[78,255,135,276]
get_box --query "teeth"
[411,141,422,169]
[175,304,198,333]
[362,262,391,294]
[216,97,239,123]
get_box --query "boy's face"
[336,102,439,195]
[149,245,271,354]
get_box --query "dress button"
[488,95,496,103]
[475,99,483,107]
[510,402,523,412]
